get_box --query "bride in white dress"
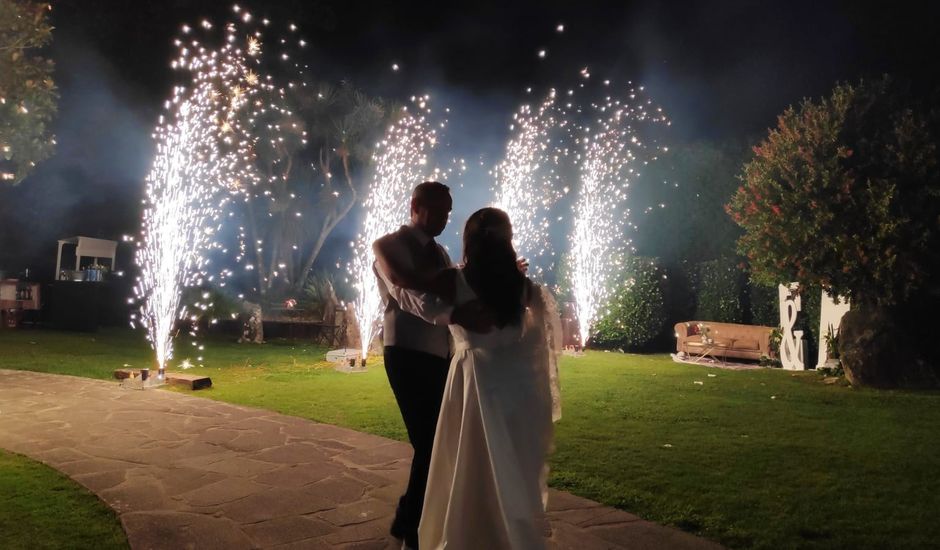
[392,207,562,550]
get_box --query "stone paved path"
[0,370,721,549]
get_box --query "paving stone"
[336,539,398,550]
[35,446,89,465]
[588,520,724,549]
[254,462,345,488]
[224,430,290,452]
[270,538,333,550]
[322,517,391,546]
[180,478,269,507]
[177,416,232,434]
[127,440,222,465]
[578,509,643,528]
[318,498,394,527]
[309,438,356,453]
[148,466,226,497]
[122,511,254,550]
[171,449,242,471]
[299,423,368,440]
[306,474,372,504]
[98,480,173,514]
[549,507,604,527]
[219,486,335,523]
[243,515,335,547]
[363,482,403,504]
[72,469,128,492]
[250,442,332,464]
[55,457,137,476]
[547,489,605,512]
[185,455,281,477]
[548,521,623,550]
[358,463,410,486]
[66,444,150,465]
[336,448,407,468]
[227,416,289,432]
[200,427,243,445]
[140,425,186,442]
[365,442,413,461]
[345,467,397,489]
[4,438,59,455]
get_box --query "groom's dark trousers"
[384,345,450,548]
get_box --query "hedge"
[592,257,667,350]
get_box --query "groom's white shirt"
[374,224,453,359]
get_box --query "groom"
[372,181,456,550]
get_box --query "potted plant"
[823,324,841,369]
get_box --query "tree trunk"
[292,211,334,293]
[290,150,359,293]
[238,301,264,344]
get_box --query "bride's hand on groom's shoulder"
[451,300,495,333]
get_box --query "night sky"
[2,0,939,276]
[53,0,940,138]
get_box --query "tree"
[0,0,56,184]
[727,77,939,307]
[727,77,940,388]
[233,81,387,300]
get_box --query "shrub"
[592,257,667,350]
[748,279,778,326]
[693,258,744,323]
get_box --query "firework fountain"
[349,96,443,359]
[132,13,262,378]
[492,90,565,273]
[568,83,669,346]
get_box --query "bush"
[592,257,667,350]
[693,258,745,323]
[748,279,778,326]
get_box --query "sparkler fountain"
[349,96,442,360]
[568,84,669,347]
[132,14,262,379]
[492,90,565,273]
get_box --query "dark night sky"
[2,0,939,276]
[51,0,940,139]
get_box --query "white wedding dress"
[419,270,562,550]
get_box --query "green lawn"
[1,328,938,549]
[0,450,128,550]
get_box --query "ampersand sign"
[778,283,806,370]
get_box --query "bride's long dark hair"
[462,207,527,327]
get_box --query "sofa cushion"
[735,339,760,351]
